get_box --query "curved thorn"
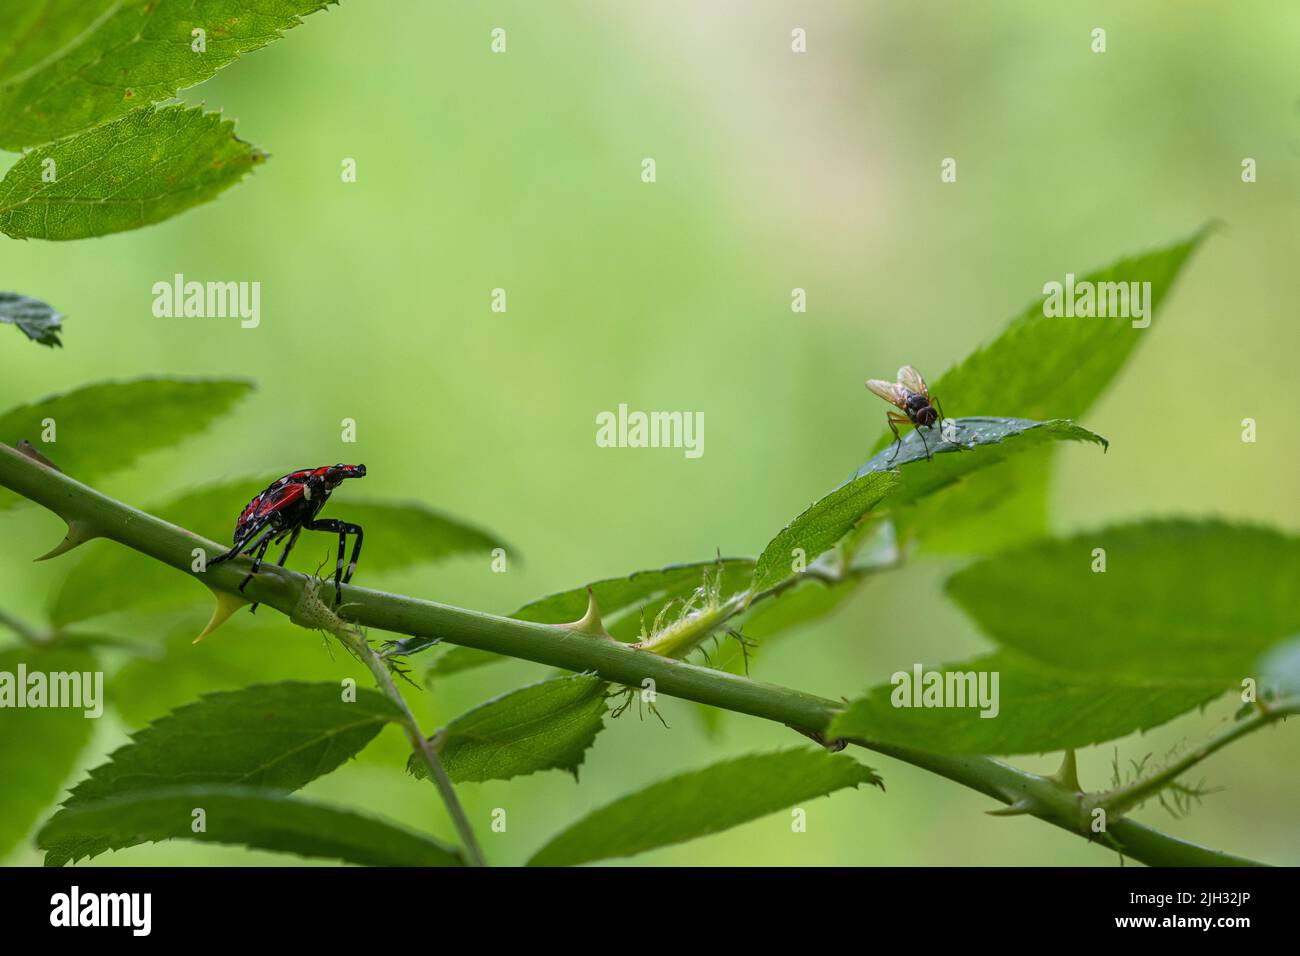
[1050,749,1081,791]
[560,587,614,640]
[34,518,98,561]
[987,798,1035,817]
[193,587,249,643]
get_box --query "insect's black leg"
[935,397,967,451]
[274,526,302,569]
[885,415,903,464]
[208,517,269,567]
[342,524,363,585]
[332,529,346,599]
[918,424,932,461]
[305,519,364,606]
[207,544,241,566]
[238,528,276,592]
[250,527,301,614]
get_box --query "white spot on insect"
[303,486,312,501]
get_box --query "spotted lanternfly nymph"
[209,463,367,609]
[865,366,949,463]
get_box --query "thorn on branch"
[34,517,98,561]
[192,586,249,643]
[559,587,614,640]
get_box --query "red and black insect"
[209,464,367,608]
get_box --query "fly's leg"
[917,423,932,461]
[935,397,967,451]
[884,413,907,464]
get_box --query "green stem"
[329,618,487,867]
[1094,697,1299,819]
[0,443,1269,867]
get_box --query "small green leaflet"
[0,291,62,346]
[0,106,265,240]
[527,748,881,866]
[408,675,610,783]
[0,378,253,510]
[0,646,97,860]
[751,471,897,594]
[50,475,507,624]
[829,652,1224,755]
[947,519,1300,682]
[38,785,462,868]
[42,682,399,864]
[0,0,337,150]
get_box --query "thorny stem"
[632,550,891,659]
[1093,696,1300,820]
[327,617,487,867]
[0,443,1274,867]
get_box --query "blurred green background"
[2,1,1298,866]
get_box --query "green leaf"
[930,230,1209,420]
[402,559,758,664]
[855,417,1106,499]
[527,748,881,867]
[0,377,252,509]
[878,229,1208,551]
[752,471,898,594]
[829,652,1224,755]
[0,291,62,346]
[38,785,462,868]
[947,520,1300,682]
[0,645,97,860]
[50,475,508,624]
[108,624,371,729]
[0,3,118,93]
[43,681,399,863]
[0,0,336,150]
[408,675,609,783]
[0,106,265,240]
[856,417,1106,550]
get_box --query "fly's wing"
[897,365,929,398]
[865,378,908,409]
